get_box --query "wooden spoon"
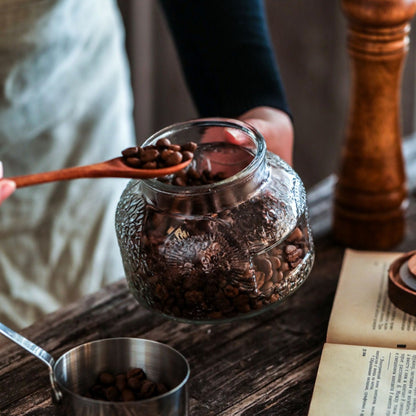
[7,157,192,188]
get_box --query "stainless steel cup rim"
[0,321,191,406]
[53,337,191,405]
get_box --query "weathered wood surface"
[2,137,416,415]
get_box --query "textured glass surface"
[115,119,315,323]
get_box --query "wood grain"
[0,183,344,415]
[333,0,416,249]
[9,157,192,188]
[3,141,416,414]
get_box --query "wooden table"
[2,140,416,415]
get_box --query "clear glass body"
[116,119,314,324]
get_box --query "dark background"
[117,0,416,189]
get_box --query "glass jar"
[115,118,314,323]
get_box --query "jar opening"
[141,118,266,196]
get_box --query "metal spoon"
[0,321,190,414]
[0,321,62,401]
[6,157,192,188]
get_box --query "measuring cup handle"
[0,322,63,402]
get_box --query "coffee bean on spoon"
[121,140,197,169]
[169,144,182,152]
[125,157,142,168]
[156,138,171,147]
[182,151,194,161]
[181,142,198,152]
[121,146,140,158]
[161,149,183,166]
[142,161,158,169]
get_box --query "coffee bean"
[161,149,174,161]
[281,261,290,273]
[164,151,183,166]
[186,167,200,180]
[141,148,159,163]
[168,144,182,152]
[127,376,143,390]
[290,258,303,269]
[182,150,194,161]
[115,374,126,392]
[271,256,281,269]
[255,257,273,280]
[141,161,158,169]
[122,146,140,158]
[125,157,142,168]
[90,385,106,400]
[162,163,228,187]
[272,270,284,284]
[105,386,119,401]
[181,141,198,152]
[121,389,135,402]
[85,367,168,402]
[156,383,168,395]
[262,281,274,294]
[286,247,303,264]
[287,227,303,242]
[156,138,171,148]
[285,245,297,256]
[270,293,280,303]
[255,271,265,290]
[224,285,239,298]
[139,379,157,399]
[127,368,146,380]
[173,175,187,186]
[99,372,115,386]
[121,140,196,170]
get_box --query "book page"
[327,249,416,349]
[308,343,416,416]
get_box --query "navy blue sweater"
[159,0,289,118]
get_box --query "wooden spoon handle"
[10,163,114,188]
[7,157,192,188]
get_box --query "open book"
[308,249,416,416]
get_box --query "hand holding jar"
[238,106,294,166]
[203,106,294,166]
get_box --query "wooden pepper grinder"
[333,0,416,249]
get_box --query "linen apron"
[0,0,135,328]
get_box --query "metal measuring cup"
[0,322,190,415]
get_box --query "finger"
[241,118,293,165]
[200,126,229,143]
[200,124,254,149]
[223,127,252,147]
[0,180,16,202]
[0,162,16,202]
[198,124,254,177]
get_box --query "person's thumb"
[0,162,16,202]
[0,180,16,202]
